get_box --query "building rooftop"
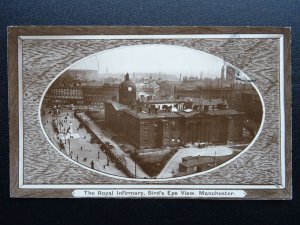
[183,97,223,106]
[126,110,182,119]
[179,156,215,168]
[106,101,128,111]
[105,101,243,119]
[147,99,186,104]
[50,85,83,90]
[175,111,202,117]
[176,85,234,90]
[182,156,196,161]
[206,109,242,116]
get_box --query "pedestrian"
[76,155,79,162]
[107,158,110,166]
[98,151,100,159]
[90,160,94,169]
[103,165,105,169]
[81,146,82,151]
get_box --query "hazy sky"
[71,44,225,78]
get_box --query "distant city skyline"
[71,45,225,78]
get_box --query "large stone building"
[105,73,245,150]
[82,83,119,105]
[105,102,244,149]
[44,82,119,107]
[45,85,84,105]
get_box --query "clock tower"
[119,73,136,106]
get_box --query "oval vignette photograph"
[40,44,263,179]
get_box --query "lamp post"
[68,138,71,156]
[214,150,217,167]
[198,86,201,111]
[134,147,137,178]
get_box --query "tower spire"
[221,65,225,81]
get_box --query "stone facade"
[105,101,244,150]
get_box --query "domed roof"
[119,73,136,91]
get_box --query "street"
[78,113,150,178]
[157,145,238,179]
[41,108,126,177]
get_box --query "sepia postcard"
[8,26,292,199]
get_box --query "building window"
[171,121,176,130]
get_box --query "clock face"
[128,87,132,92]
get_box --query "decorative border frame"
[8,26,292,199]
